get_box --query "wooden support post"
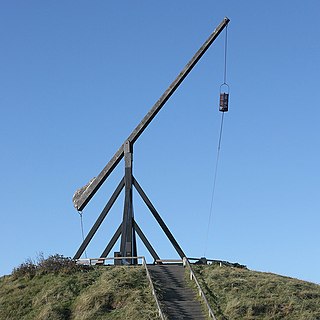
[133,177,186,259]
[120,141,137,264]
[134,220,160,261]
[100,223,122,258]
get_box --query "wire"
[78,211,88,259]
[204,112,225,256]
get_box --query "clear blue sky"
[1,1,319,284]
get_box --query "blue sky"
[1,1,320,284]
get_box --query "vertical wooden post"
[120,140,137,263]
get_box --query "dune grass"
[191,263,320,320]
[0,258,159,320]
[2,255,320,320]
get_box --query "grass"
[191,263,320,320]
[0,256,160,320]
[2,255,320,319]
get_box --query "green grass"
[2,255,320,320]
[0,265,160,320]
[191,263,320,320]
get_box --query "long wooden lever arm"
[73,17,230,211]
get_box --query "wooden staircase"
[147,264,206,320]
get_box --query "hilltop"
[0,255,319,319]
[0,255,159,320]
[192,263,320,319]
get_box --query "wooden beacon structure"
[72,17,230,264]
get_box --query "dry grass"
[0,263,159,320]
[3,255,320,320]
[191,263,320,320]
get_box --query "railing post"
[183,257,187,267]
[141,256,165,320]
[183,257,217,320]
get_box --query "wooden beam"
[133,177,186,259]
[100,223,122,258]
[73,17,230,211]
[73,178,125,259]
[134,220,160,261]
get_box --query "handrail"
[183,257,217,320]
[75,256,165,319]
[76,256,144,265]
[155,259,183,264]
[142,257,166,320]
[187,257,247,269]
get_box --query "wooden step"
[147,264,206,320]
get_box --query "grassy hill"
[0,255,159,320]
[1,255,320,320]
[192,264,320,320]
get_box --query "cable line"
[78,211,88,258]
[204,25,229,256]
[204,112,225,256]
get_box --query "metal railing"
[76,256,141,265]
[155,259,183,264]
[183,257,217,320]
[142,258,166,320]
[76,256,165,319]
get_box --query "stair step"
[147,264,206,320]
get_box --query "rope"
[204,112,225,256]
[78,211,88,259]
